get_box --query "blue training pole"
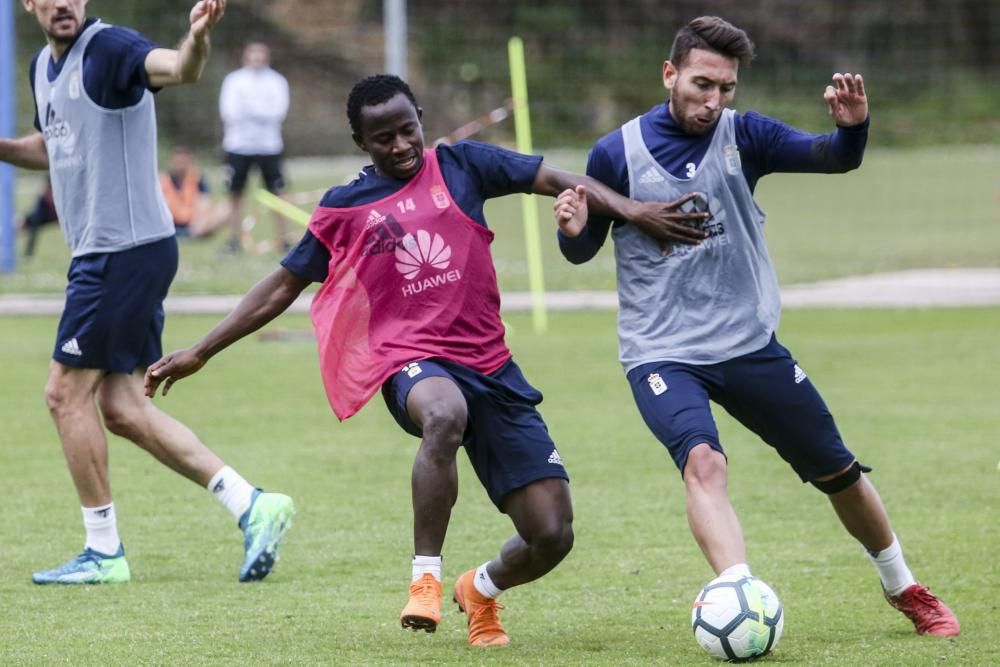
[0,0,16,273]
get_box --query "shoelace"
[909,588,945,616]
[897,586,952,633]
[49,552,100,574]
[410,579,440,608]
[469,598,505,628]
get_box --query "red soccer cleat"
[885,584,960,637]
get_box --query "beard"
[669,92,720,136]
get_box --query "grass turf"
[2,308,997,665]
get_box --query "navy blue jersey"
[282,141,543,283]
[30,18,157,130]
[560,102,868,262]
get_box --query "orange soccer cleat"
[884,583,960,637]
[400,573,442,633]
[453,569,510,647]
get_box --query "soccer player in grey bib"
[554,16,958,637]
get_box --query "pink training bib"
[308,149,511,419]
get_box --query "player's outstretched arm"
[144,266,309,397]
[824,73,867,127]
[534,163,708,247]
[0,132,48,170]
[145,0,227,88]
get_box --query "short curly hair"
[346,74,420,136]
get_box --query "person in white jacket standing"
[219,42,291,253]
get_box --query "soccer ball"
[691,574,784,661]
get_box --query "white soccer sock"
[473,562,504,598]
[411,555,442,582]
[207,466,256,521]
[82,502,121,555]
[866,534,916,596]
[719,563,752,578]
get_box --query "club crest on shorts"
[647,372,668,395]
[402,362,422,378]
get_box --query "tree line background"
[12,0,1000,157]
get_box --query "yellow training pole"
[255,189,312,227]
[508,36,547,334]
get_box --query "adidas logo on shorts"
[547,449,563,465]
[61,338,82,356]
[794,364,807,384]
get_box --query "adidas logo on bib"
[638,167,665,184]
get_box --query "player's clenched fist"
[553,186,588,238]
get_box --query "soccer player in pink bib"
[145,74,707,646]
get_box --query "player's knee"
[416,401,467,448]
[99,399,142,440]
[683,443,728,490]
[44,375,82,418]
[532,517,575,563]
[43,380,67,415]
[811,461,872,495]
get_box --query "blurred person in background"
[18,176,58,257]
[554,15,959,638]
[160,145,228,238]
[0,0,294,585]
[145,74,708,647]
[218,41,292,254]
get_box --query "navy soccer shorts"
[382,357,569,509]
[626,335,856,483]
[53,236,178,373]
[222,152,286,195]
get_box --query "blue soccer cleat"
[32,545,131,585]
[239,490,295,582]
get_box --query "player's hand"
[144,348,207,397]
[553,186,588,237]
[190,0,226,40]
[824,73,867,127]
[630,192,709,255]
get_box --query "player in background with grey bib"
[0,0,294,586]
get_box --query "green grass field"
[3,145,999,296]
[2,308,998,665]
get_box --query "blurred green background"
[6,0,998,293]
[11,0,1000,152]
[5,144,999,295]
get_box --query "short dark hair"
[669,16,755,68]
[346,74,419,136]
